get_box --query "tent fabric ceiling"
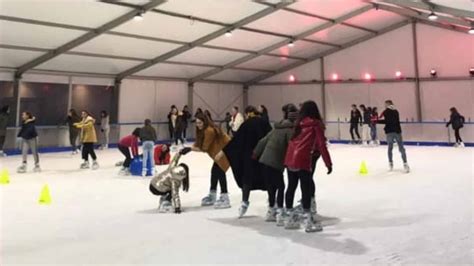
[0,0,471,84]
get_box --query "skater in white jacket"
[229,106,244,137]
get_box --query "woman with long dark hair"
[446,107,466,147]
[283,100,332,233]
[258,105,270,125]
[74,110,99,170]
[66,109,81,154]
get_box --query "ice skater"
[117,128,140,175]
[182,105,192,142]
[149,153,189,214]
[349,104,362,144]
[154,143,171,165]
[0,105,10,157]
[17,111,41,173]
[66,109,81,154]
[253,103,298,224]
[167,105,178,141]
[220,105,272,218]
[360,105,371,146]
[370,107,379,145]
[283,101,332,233]
[140,119,157,177]
[446,107,465,147]
[75,110,99,170]
[99,110,110,149]
[182,113,231,209]
[378,100,410,173]
[174,111,186,147]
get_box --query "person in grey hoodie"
[0,105,10,157]
[254,103,298,224]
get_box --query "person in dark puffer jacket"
[446,107,465,147]
[17,111,40,173]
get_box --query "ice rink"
[1,144,472,265]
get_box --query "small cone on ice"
[0,169,10,185]
[359,161,368,175]
[38,185,52,205]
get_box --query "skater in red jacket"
[154,144,171,165]
[284,100,332,233]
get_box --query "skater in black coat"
[446,107,465,147]
[349,104,362,143]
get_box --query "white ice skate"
[459,142,465,148]
[284,210,301,230]
[33,164,41,173]
[201,191,217,206]
[92,161,99,170]
[238,201,249,218]
[265,207,277,222]
[214,193,231,209]
[158,200,173,213]
[276,208,287,227]
[403,163,410,173]
[17,163,27,173]
[80,161,90,169]
[303,212,323,233]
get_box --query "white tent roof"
[0,0,472,84]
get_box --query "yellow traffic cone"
[0,169,10,185]
[359,161,368,175]
[38,185,52,205]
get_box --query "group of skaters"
[349,104,381,145]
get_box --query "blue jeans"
[142,141,155,171]
[386,133,407,163]
[370,124,377,141]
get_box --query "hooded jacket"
[74,116,97,143]
[284,117,332,172]
[447,112,465,130]
[254,119,294,171]
[17,117,38,140]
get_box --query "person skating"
[224,112,232,135]
[350,104,362,144]
[370,107,379,145]
[283,101,332,233]
[258,105,270,125]
[254,103,298,224]
[378,100,410,173]
[446,107,465,147]
[0,105,10,157]
[66,109,81,154]
[140,119,157,177]
[149,153,189,214]
[181,113,231,209]
[154,143,171,165]
[204,110,213,121]
[74,111,99,170]
[118,128,140,175]
[360,105,371,146]
[220,106,272,218]
[99,110,110,149]
[167,105,178,140]
[182,105,192,142]
[229,106,244,137]
[17,112,41,173]
[174,111,186,147]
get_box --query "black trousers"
[183,125,188,139]
[285,170,314,210]
[0,135,5,150]
[69,129,79,151]
[264,165,285,208]
[174,130,184,145]
[82,143,97,161]
[118,145,132,167]
[210,163,228,193]
[350,123,361,140]
[149,184,172,201]
[454,128,463,143]
[168,126,174,140]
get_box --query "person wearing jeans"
[17,112,40,173]
[140,119,157,176]
[378,100,410,173]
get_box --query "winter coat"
[17,118,38,140]
[182,110,192,125]
[140,125,157,142]
[168,112,177,130]
[223,116,272,190]
[150,166,186,209]
[229,112,244,132]
[254,119,294,171]
[196,126,231,172]
[154,145,171,165]
[119,135,139,157]
[378,106,402,134]
[350,109,362,124]
[284,117,332,172]
[0,112,8,137]
[100,116,110,130]
[174,115,186,134]
[74,116,97,143]
[362,110,371,124]
[447,112,465,130]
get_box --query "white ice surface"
[0,144,473,265]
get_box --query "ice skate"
[276,208,287,227]
[115,161,124,167]
[158,200,173,213]
[238,201,249,218]
[201,191,217,206]
[459,142,465,148]
[119,167,130,176]
[403,163,410,173]
[389,162,394,171]
[265,207,277,222]
[284,209,301,230]
[92,161,99,170]
[33,164,41,173]
[0,151,7,157]
[303,212,323,233]
[80,161,90,169]
[17,163,27,173]
[214,193,231,209]
[72,150,78,155]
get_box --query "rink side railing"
[2,120,473,155]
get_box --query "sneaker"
[17,163,27,174]
[92,161,99,170]
[33,164,41,173]
[403,163,410,173]
[276,208,287,227]
[389,162,394,171]
[80,161,90,169]
[214,193,231,209]
[284,209,301,230]
[265,207,277,222]
[201,191,217,206]
[238,201,249,218]
[303,212,323,233]
[158,200,172,213]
